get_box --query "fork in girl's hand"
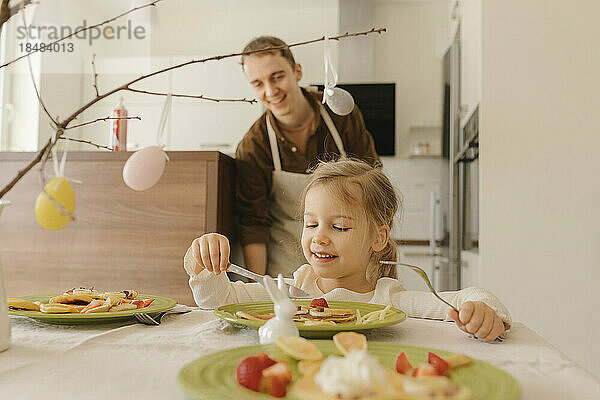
[380,261,503,342]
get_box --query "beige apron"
[266,103,347,277]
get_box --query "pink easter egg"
[122,146,168,191]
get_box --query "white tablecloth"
[1,309,599,399]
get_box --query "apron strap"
[319,103,347,157]
[266,104,348,172]
[266,114,282,171]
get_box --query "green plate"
[214,301,406,338]
[178,340,519,400]
[8,293,177,324]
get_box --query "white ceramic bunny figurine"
[258,274,299,344]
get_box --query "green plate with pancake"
[214,300,406,338]
[178,340,519,400]
[8,293,176,324]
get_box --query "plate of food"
[7,287,177,324]
[178,333,519,400]
[214,298,406,338]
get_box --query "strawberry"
[255,353,277,370]
[309,298,329,308]
[262,362,292,384]
[264,375,288,398]
[236,355,263,392]
[131,298,154,309]
[428,352,450,376]
[262,362,292,397]
[395,352,413,375]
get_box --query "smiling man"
[235,36,379,277]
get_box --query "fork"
[134,305,192,325]
[380,261,459,312]
[380,260,503,342]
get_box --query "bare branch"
[0,26,387,200]
[1,0,35,33]
[20,4,57,126]
[58,27,386,128]
[91,54,99,97]
[0,0,163,70]
[65,115,141,130]
[0,0,9,29]
[58,136,113,151]
[39,130,62,188]
[126,88,257,104]
[0,139,51,199]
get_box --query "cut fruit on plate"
[275,336,323,361]
[333,331,367,355]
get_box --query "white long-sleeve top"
[183,247,512,329]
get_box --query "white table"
[2,309,599,399]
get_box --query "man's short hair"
[241,36,296,70]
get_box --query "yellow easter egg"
[34,177,76,230]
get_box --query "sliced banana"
[333,332,367,355]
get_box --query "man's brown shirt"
[235,88,380,246]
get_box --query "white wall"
[459,0,481,119]
[373,0,445,158]
[481,0,600,377]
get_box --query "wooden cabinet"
[0,151,235,306]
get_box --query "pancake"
[8,298,40,311]
[237,303,356,325]
[39,303,81,314]
[236,311,275,321]
[49,294,94,305]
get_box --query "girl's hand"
[191,233,230,275]
[448,301,505,342]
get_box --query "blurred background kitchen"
[0,0,598,379]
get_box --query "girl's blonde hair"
[300,158,400,284]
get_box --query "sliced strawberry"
[255,353,277,370]
[131,298,154,309]
[395,352,413,374]
[131,300,145,309]
[428,352,450,376]
[236,356,263,392]
[264,375,288,398]
[309,298,329,308]
[412,364,438,378]
[262,362,292,384]
[141,298,155,308]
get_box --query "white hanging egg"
[122,146,169,191]
[325,87,355,116]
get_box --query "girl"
[183,159,511,342]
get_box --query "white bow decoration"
[322,38,355,116]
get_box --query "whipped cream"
[314,350,386,398]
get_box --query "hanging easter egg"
[122,145,169,191]
[34,177,75,231]
[325,87,355,116]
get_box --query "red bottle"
[110,98,128,151]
